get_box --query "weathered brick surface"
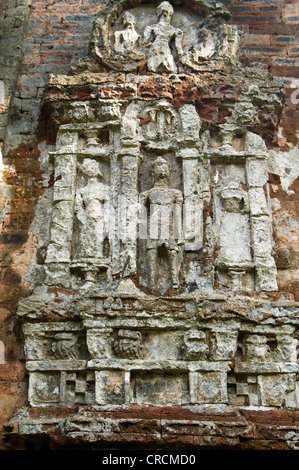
[0,0,298,450]
[3,406,299,450]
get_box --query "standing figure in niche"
[143,1,184,73]
[114,11,140,56]
[140,156,183,291]
[74,158,110,261]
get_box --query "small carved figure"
[276,334,297,362]
[243,334,271,362]
[182,330,209,360]
[143,1,183,73]
[114,11,140,56]
[140,157,183,291]
[74,158,110,261]
[52,332,79,359]
[32,374,60,404]
[113,329,144,359]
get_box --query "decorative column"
[245,132,278,291]
[45,128,78,288]
[117,104,141,279]
[178,104,203,251]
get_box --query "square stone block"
[95,370,129,405]
[189,372,227,404]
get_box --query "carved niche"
[42,0,280,296]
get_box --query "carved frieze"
[29,370,95,406]
[11,0,299,424]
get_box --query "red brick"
[241,33,272,46]
[270,65,299,78]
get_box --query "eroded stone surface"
[3,0,299,450]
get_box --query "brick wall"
[0,0,298,449]
[229,0,299,149]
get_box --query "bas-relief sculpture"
[140,156,183,291]
[74,158,110,263]
[91,0,238,72]
[143,1,183,73]
[114,11,140,56]
[6,1,299,444]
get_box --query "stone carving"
[113,329,145,359]
[8,1,299,449]
[74,158,110,273]
[87,328,113,359]
[192,29,216,61]
[227,373,260,407]
[210,330,238,361]
[212,161,253,291]
[29,371,95,406]
[52,332,79,359]
[140,157,183,292]
[186,19,239,70]
[103,297,123,311]
[189,372,227,404]
[114,11,140,56]
[140,100,179,150]
[95,370,129,405]
[87,0,239,74]
[228,372,298,408]
[276,334,297,363]
[29,373,60,405]
[134,372,189,406]
[243,334,271,362]
[182,330,209,360]
[64,371,95,406]
[143,2,183,73]
[260,374,297,408]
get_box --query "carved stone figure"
[243,334,271,362]
[143,1,183,73]
[74,158,110,261]
[114,11,140,56]
[8,0,298,446]
[30,373,60,404]
[113,329,144,359]
[182,330,209,360]
[140,157,183,291]
[52,332,79,359]
[276,334,297,362]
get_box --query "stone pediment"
[74,0,239,74]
